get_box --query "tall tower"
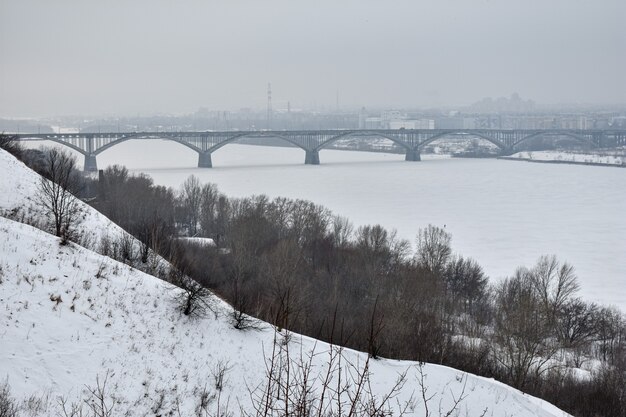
[267,82,272,130]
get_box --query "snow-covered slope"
[0,149,570,416]
[0,217,570,416]
[0,149,139,253]
[0,149,166,280]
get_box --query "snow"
[0,148,572,415]
[177,236,216,247]
[0,149,138,253]
[0,216,569,416]
[49,126,81,134]
[505,150,625,167]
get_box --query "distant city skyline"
[3,92,626,122]
[1,0,625,117]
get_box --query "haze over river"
[92,141,626,310]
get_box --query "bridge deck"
[9,129,625,171]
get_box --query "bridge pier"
[198,152,213,168]
[405,148,421,161]
[305,150,320,165]
[499,148,516,156]
[84,154,98,172]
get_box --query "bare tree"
[169,244,215,318]
[83,371,116,417]
[262,239,306,331]
[231,275,263,331]
[415,362,472,417]
[528,255,579,321]
[415,225,452,276]
[170,268,215,318]
[554,298,597,348]
[180,175,203,236]
[245,329,413,417]
[595,306,625,363]
[492,269,560,390]
[0,134,22,159]
[330,215,353,248]
[357,225,390,253]
[0,380,19,417]
[367,295,385,359]
[199,182,221,238]
[38,148,80,243]
[444,255,488,315]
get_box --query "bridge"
[11,129,626,171]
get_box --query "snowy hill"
[0,149,570,416]
[0,217,570,416]
[0,149,165,279]
[0,149,142,255]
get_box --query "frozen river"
[92,140,625,310]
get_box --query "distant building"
[379,110,404,128]
[364,117,382,129]
[358,107,368,128]
[435,117,476,129]
[389,120,415,129]
[611,116,626,128]
[381,110,403,122]
[415,119,435,129]
[463,117,476,129]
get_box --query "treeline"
[2,140,625,417]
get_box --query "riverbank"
[500,150,625,168]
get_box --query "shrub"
[0,380,19,417]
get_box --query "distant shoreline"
[498,156,625,168]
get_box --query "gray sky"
[1,0,624,117]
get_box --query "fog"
[1,0,625,117]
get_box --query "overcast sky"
[1,0,624,117]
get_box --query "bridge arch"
[17,135,89,156]
[418,131,506,150]
[93,133,206,155]
[512,131,597,150]
[203,132,315,167]
[207,132,310,153]
[314,130,412,152]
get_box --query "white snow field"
[0,149,570,416]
